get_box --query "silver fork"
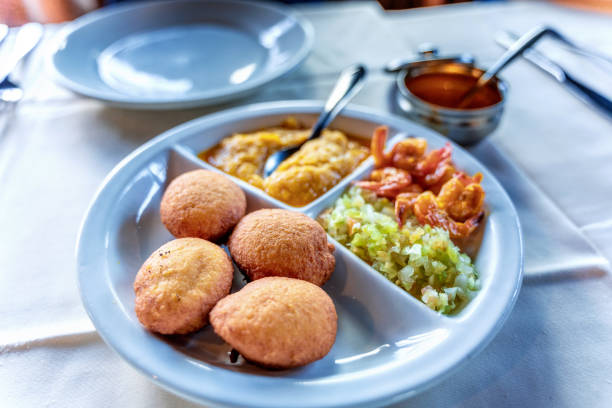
[0,23,44,113]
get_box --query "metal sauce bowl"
[396,61,508,145]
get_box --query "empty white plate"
[50,0,313,109]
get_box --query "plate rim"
[48,0,315,109]
[76,100,523,408]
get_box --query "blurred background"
[1,0,610,26]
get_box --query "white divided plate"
[50,0,313,109]
[77,101,523,407]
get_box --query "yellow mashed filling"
[201,119,369,207]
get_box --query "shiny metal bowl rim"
[396,63,509,116]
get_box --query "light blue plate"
[50,0,313,109]
[77,101,523,407]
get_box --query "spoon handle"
[478,25,549,87]
[310,64,367,140]
[458,25,551,108]
[262,64,367,178]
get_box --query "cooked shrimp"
[365,129,485,239]
[419,162,456,193]
[412,191,483,239]
[371,126,389,167]
[413,143,452,177]
[355,167,413,198]
[394,190,422,227]
[370,126,428,171]
[388,138,428,171]
[436,175,485,222]
[454,171,483,186]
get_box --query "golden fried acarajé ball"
[228,209,335,286]
[134,238,233,335]
[210,277,337,368]
[160,169,246,241]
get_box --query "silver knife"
[495,30,612,120]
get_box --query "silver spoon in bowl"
[456,25,554,109]
[263,64,367,178]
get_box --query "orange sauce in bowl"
[405,73,502,110]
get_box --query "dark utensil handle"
[564,72,612,120]
[310,64,367,140]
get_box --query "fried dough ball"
[134,238,233,335]
[160,169,246,241]
[210,277,337,368]
[228,209,335,286]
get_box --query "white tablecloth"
[1,1,611,407]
